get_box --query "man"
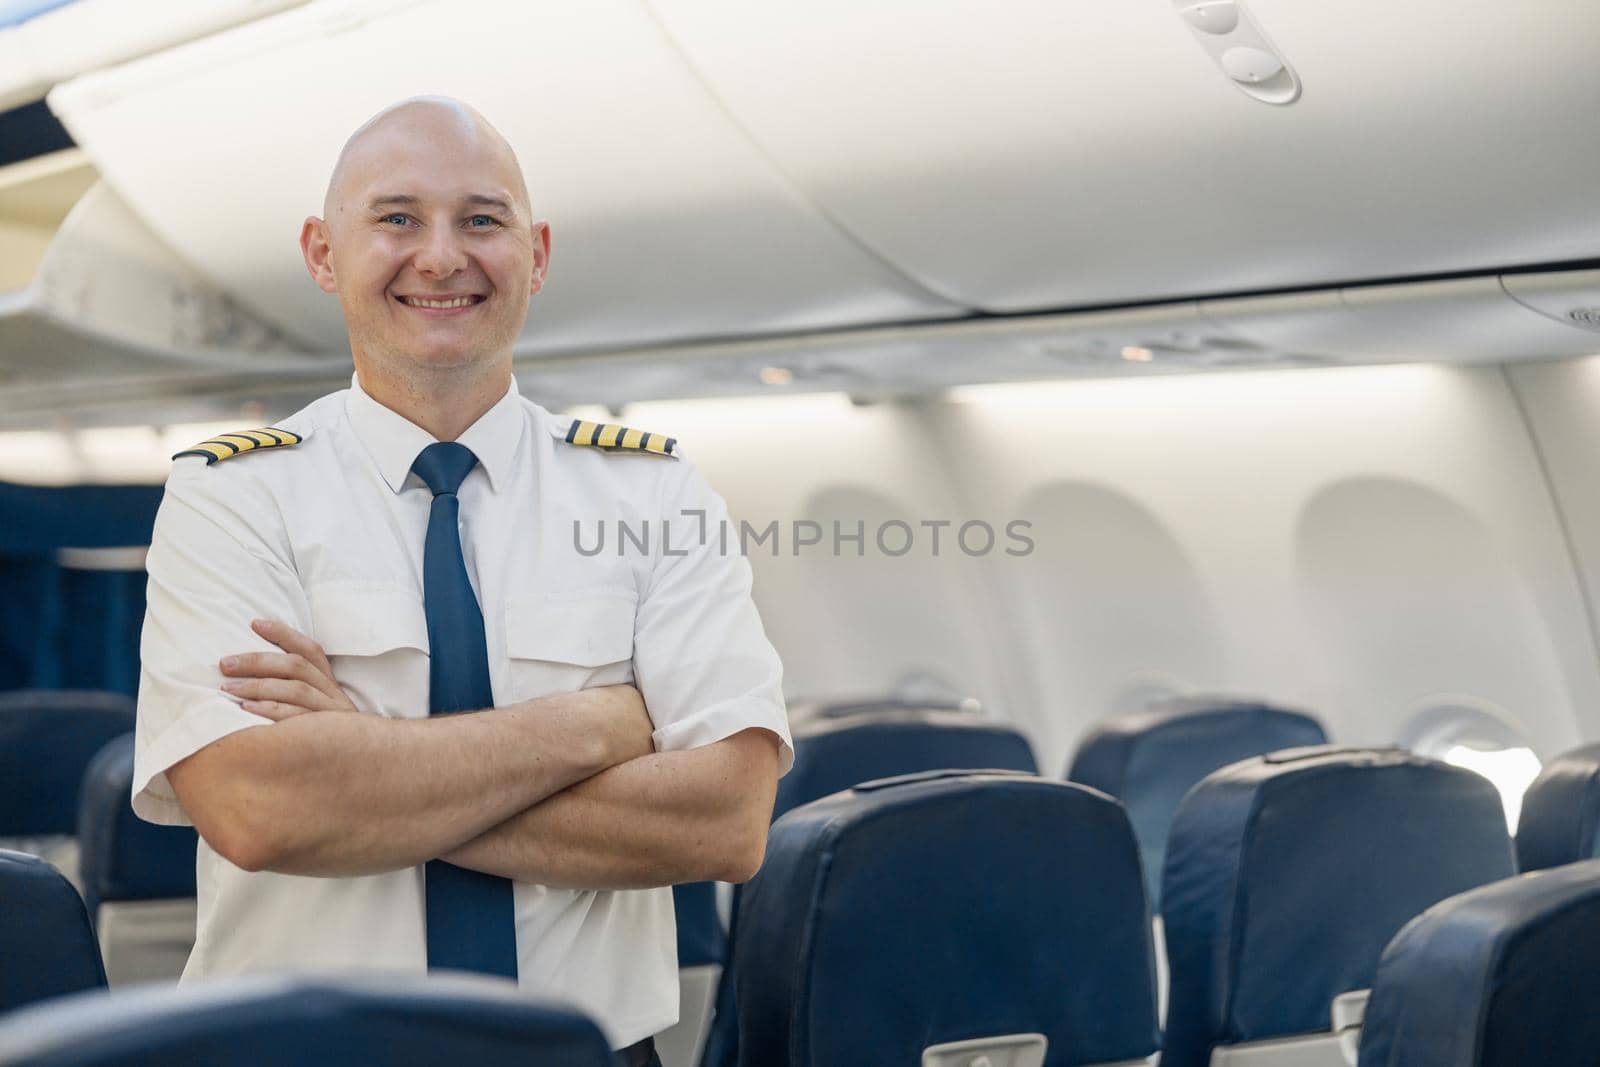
[133,97,791,1065]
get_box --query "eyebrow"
[366,193,517,214]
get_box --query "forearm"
[173,690,632,877]
[444,728,780,890]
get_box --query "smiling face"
[302,100,549,393]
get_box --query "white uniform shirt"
[133,376,792,1047]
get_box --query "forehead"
[334,114,524,211]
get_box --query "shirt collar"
[345,373,524,494]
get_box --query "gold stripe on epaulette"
[173,426,303,465]
[563,419,676,458]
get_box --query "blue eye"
[382,214,409,226]
[468,215,497,228]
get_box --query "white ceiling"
[0,0,1594,427]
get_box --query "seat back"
[0,973,614,1066]
[775,711,1038,821]
[700,711,1038,1067]
[0,849,106,1012]
[786,696,983,725]
[0,690,136,884]
[1359,859,1600,1066]
[76,734,198,984]
[1160,747,1516,1067]
[1513,741,1600,872]
[735,770,1159,1067]
[1067,700,1327,905]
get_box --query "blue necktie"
[412,441,518,978]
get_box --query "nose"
[413,223,467,278]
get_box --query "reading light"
[760,366,795,386]
[1121,346,1155,363]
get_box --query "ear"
[528,220,551,298]
[300,217,339,294]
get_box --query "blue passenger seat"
[0,690,136,886]
[1067,698,1327,907]
[1161,747,1516,1067]
[0,974,614,1066]
[774,706,1038,819]
[698,705,1038,1067]
[76,734,198,985]
[735,770,1158,1067]
[1358,858,1600,1066]
[0,849,106,1013]
[1512,741,1600,872]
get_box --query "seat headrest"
[1066,701,1327,905]
[788,697,984,723]
[776,714,1037,821]
[1160,747,1516,1067]
[0,849,106,1012]
[1513,742,1600,872]
[76,734,196,914]
[736,770,1159,1067]
[0,690,136,835]
[0,973,614,1066]
[670,881,724,968]
[1358,859,1600,1067]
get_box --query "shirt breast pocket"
[307,583,430,719]
[503,588,637,702]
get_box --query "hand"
[220,618,360,721]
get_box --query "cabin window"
[1399,703,1542,832]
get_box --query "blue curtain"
[0,482,163,695]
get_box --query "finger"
[239,627,345,707]
[220,652,336,703]
[251,619,336,677]
[222,678,330,710]
[238,699,313,722]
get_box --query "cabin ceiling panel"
[45,0,961,361]
[649,0,1600,312]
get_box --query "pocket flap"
[308,583,429,656]
[505,589,636,667]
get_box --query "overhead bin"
[0,0,309,111]
[45,0,964,360]
[649,0,1600,311]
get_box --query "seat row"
[6,689,1600,1066]
[4,757,1599,1066]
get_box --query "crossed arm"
[166,619,780,886]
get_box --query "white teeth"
[403,296,477,309]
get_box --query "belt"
[617,1036,655,1067]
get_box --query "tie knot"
[412,442,479,497]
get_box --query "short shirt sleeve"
[133,461,311,825]
[631,458,793,775]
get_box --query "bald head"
[323,96,532,220]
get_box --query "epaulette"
[173,427,304,465]
[562,419,676,458]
